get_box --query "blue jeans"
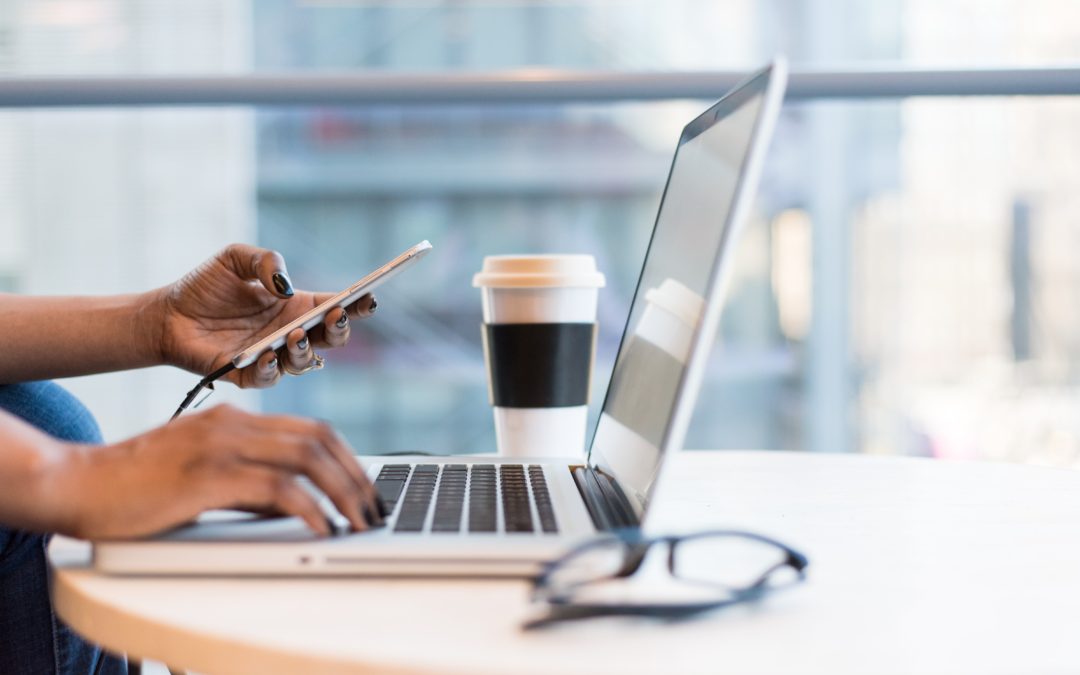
[0,381,126,675]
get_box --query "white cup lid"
[644,278,705,328]
[473,254,606,288]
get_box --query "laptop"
[94,59,788,577]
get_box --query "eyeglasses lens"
[673,535,796,589]
[546,538,628,594]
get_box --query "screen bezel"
[585,59,788,520]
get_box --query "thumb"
[222,243,295,299]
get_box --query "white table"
[50,451,1080,674]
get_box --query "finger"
[221,243,295,299]
[246,415,381,524]
[347,293,377,319]
[310,292,377,320]
[216,409,374,500]
[286,327,314,371]
[216,464,330,537]
[236,350,282,389]
[234,427,370,531]
[304,294,375,350]
[321,307,351,349]
[312,422,383,523]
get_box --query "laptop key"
[394,465,438,533]
[529,465,558,533]
[432,466,466,533]
[468,465,497,533]
[500,465,533,533]
[373,479,405,512]
[374,465,413,514]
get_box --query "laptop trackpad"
[156,510,323,543]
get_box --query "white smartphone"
[230,240,433,369]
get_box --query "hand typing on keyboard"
[304,478,388,535]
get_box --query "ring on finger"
[282,352,325,376]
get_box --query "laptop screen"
[587,65,781,517]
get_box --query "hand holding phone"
[170,240,432,420]
[231,240,432,369]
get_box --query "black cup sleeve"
[482,322,596,408]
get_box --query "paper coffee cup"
[473,255,605,458]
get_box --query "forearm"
[0,290,165,383]
[0,410,80,535]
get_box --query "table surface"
[50,451,1080,675]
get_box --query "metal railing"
[0,67,1077,107]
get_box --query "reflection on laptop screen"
[588,75,770,515]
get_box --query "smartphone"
[230,240,433,369]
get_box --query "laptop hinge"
[571,467,639,532]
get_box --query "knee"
[0,381,103,444]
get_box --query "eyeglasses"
[524,529,808,630]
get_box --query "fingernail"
[272,272,295,297]
[369,298,378,313]
[265,356,278,371]
[297,336,309,350]
[336,312,349,329]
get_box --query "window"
[3,1,1080,467]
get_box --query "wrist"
[134,287,170,368]
[26,438,91,538]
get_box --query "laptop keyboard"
[374,463,558,534]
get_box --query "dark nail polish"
[272,272,295,297]
[369,298,378,313]
[266,357,278,371]
[362,502,386,528]
[297,336,309,350]
[336,312,349,329]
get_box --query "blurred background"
[2,0,1080,466]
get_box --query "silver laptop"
[94,59,787,577]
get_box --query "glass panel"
[2,1,1079,77]
[855,96,1080,464]
[6,95,1080,465]
[2,1,1080,469]
[0,1,250,75]
[252,0,1080,71]
[0,106,258,438]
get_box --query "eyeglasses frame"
[524,528,808,629]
